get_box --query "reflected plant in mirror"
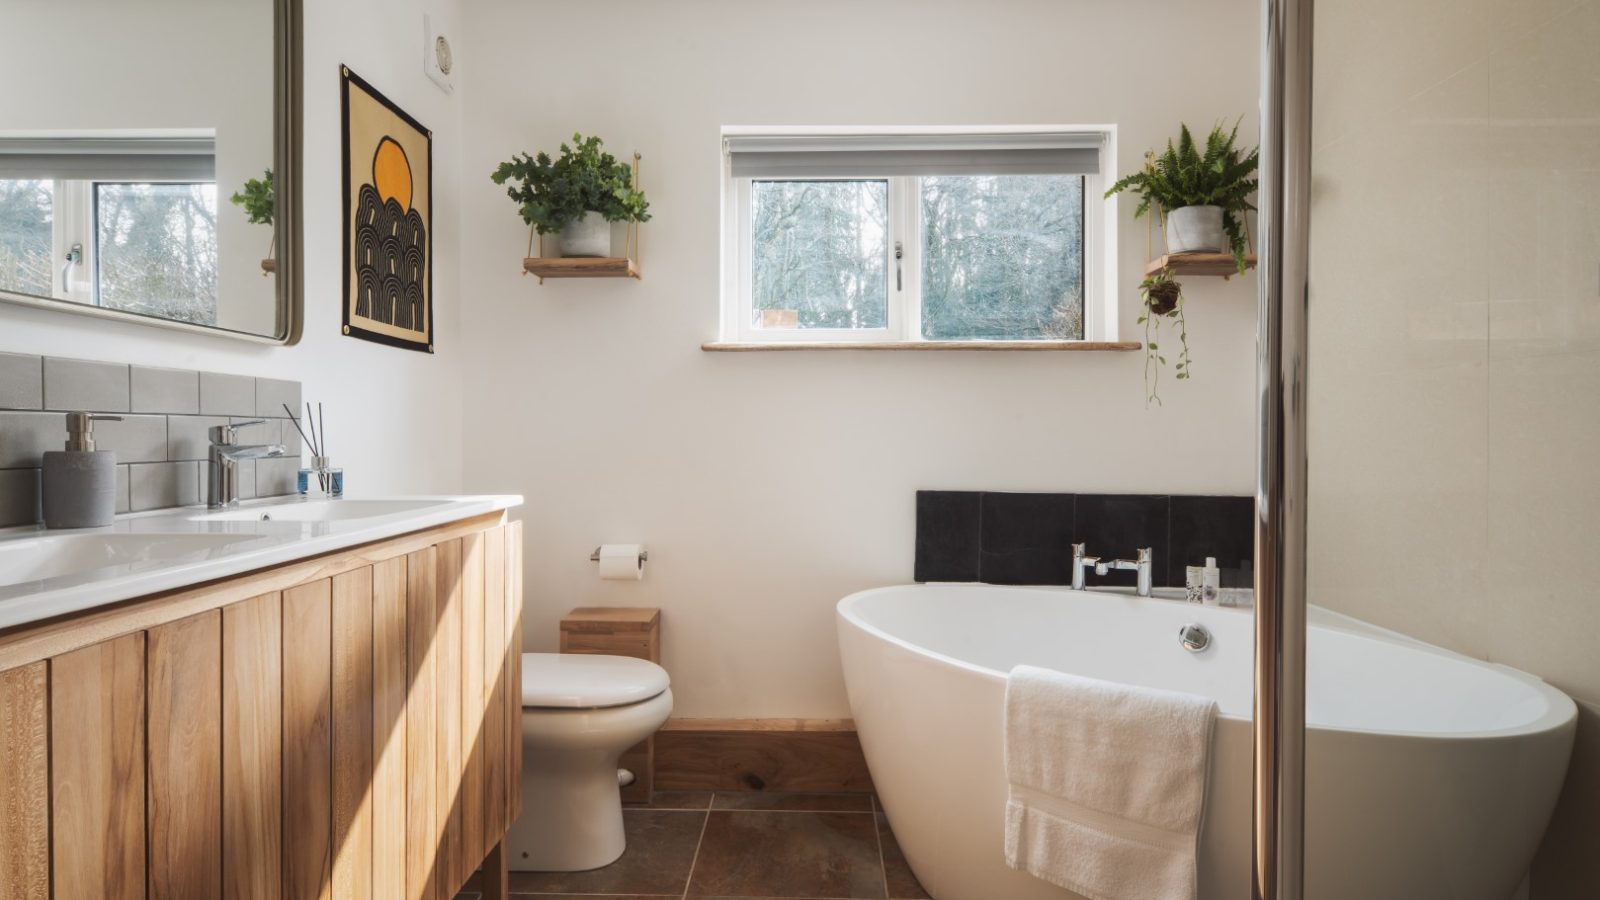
[0,0,294,341]
[230,168,276,273]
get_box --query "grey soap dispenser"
[42,411,123,529]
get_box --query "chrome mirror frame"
[0,0,302,346]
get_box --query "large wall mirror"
[0,0,300,343]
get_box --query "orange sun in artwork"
[372,136,413,212]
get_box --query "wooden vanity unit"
[0,511,524,900]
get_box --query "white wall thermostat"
[423,14,454,93]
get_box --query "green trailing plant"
[229,169,274,226]
[1104,121,1259,273]
[491,133,650,234]
[1138,271,1191,406]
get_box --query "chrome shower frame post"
[1255,0,1314,897]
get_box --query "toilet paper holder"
[590,547,649,562]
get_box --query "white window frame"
[720,125,1119,345]
[39,178,215,308]
[52,180,96,304]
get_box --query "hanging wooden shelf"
[1145,252,1256,279]
[522,257,641,280]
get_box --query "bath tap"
[207,420,286,509]
[1096,547,1154,597]
[1070,543,1100,591]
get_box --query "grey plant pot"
[557,212,611,257]
[1166,205,1225,254]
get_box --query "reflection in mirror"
[0,0,286,340]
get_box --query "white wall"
[0,0,469,497]
[1306,0,1600,895]
[459,0,1262,718]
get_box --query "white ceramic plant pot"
[1166,205,1225,254]
[557,212,610,257]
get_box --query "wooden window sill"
[701,340,1142,352]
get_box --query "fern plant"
[1138,271,1190,407]
[491,133,650,234]
[1105,122,1258,273]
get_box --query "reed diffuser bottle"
[285,402,343,497]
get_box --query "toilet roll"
[597,544,645,580]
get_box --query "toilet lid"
[521,653,670,709]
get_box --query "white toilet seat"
[522,688,673,750]
[521,652,669,709]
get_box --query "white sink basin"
[194,498,452,524]
[0,532,266,588]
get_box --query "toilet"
[504,652,673,872]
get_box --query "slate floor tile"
[506,808,706,896]
[686,810,885,898]
[711,791,873,812]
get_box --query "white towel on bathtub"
[1003,664,1218,900]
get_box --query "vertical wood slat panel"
[458,532,486,868]
[51,632,146,900]
[332,569,375,900]
[148,610,224,900]
[372,557,409,900]
[0,662,49,900]
[284,579,334,900]
[434,539,464,895]
[223,593,284,900]
[505,521,525,822]
[481,527,507,845]
[405,546,439,900]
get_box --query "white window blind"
[725,131,1104,178]
[0,136,216,181]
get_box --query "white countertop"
[0,494,523,631]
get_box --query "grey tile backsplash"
[0,354,303,527]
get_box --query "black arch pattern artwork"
[341,65,432,353]
[352,180,427,331]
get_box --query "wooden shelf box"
[559,607,660,802]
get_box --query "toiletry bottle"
[41,412,122,529]
[1201,557,1221,606]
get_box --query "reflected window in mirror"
[95,182,220,326]
[0,179,54,297]
[0,134,226,327]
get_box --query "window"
[0,179,54,297]
[0,136,218,322]
[95,182,219,325]
[723,128,1113,345]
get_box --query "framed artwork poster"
[340,65,433,352]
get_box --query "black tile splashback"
[977,492,1075,585]
[1170,495,1256,588]
[915,490,1254,589]
[913,492,983,583]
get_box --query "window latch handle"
[894,241,903,291]
[61,242,83,295]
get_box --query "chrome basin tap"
[1096,547,1154,598]
[1070,543,1101,591]
[207,420,285,509]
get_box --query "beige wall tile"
[1315,2,1600,896]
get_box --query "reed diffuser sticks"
[284,402,331,492]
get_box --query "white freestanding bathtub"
[836,584,1576,900]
